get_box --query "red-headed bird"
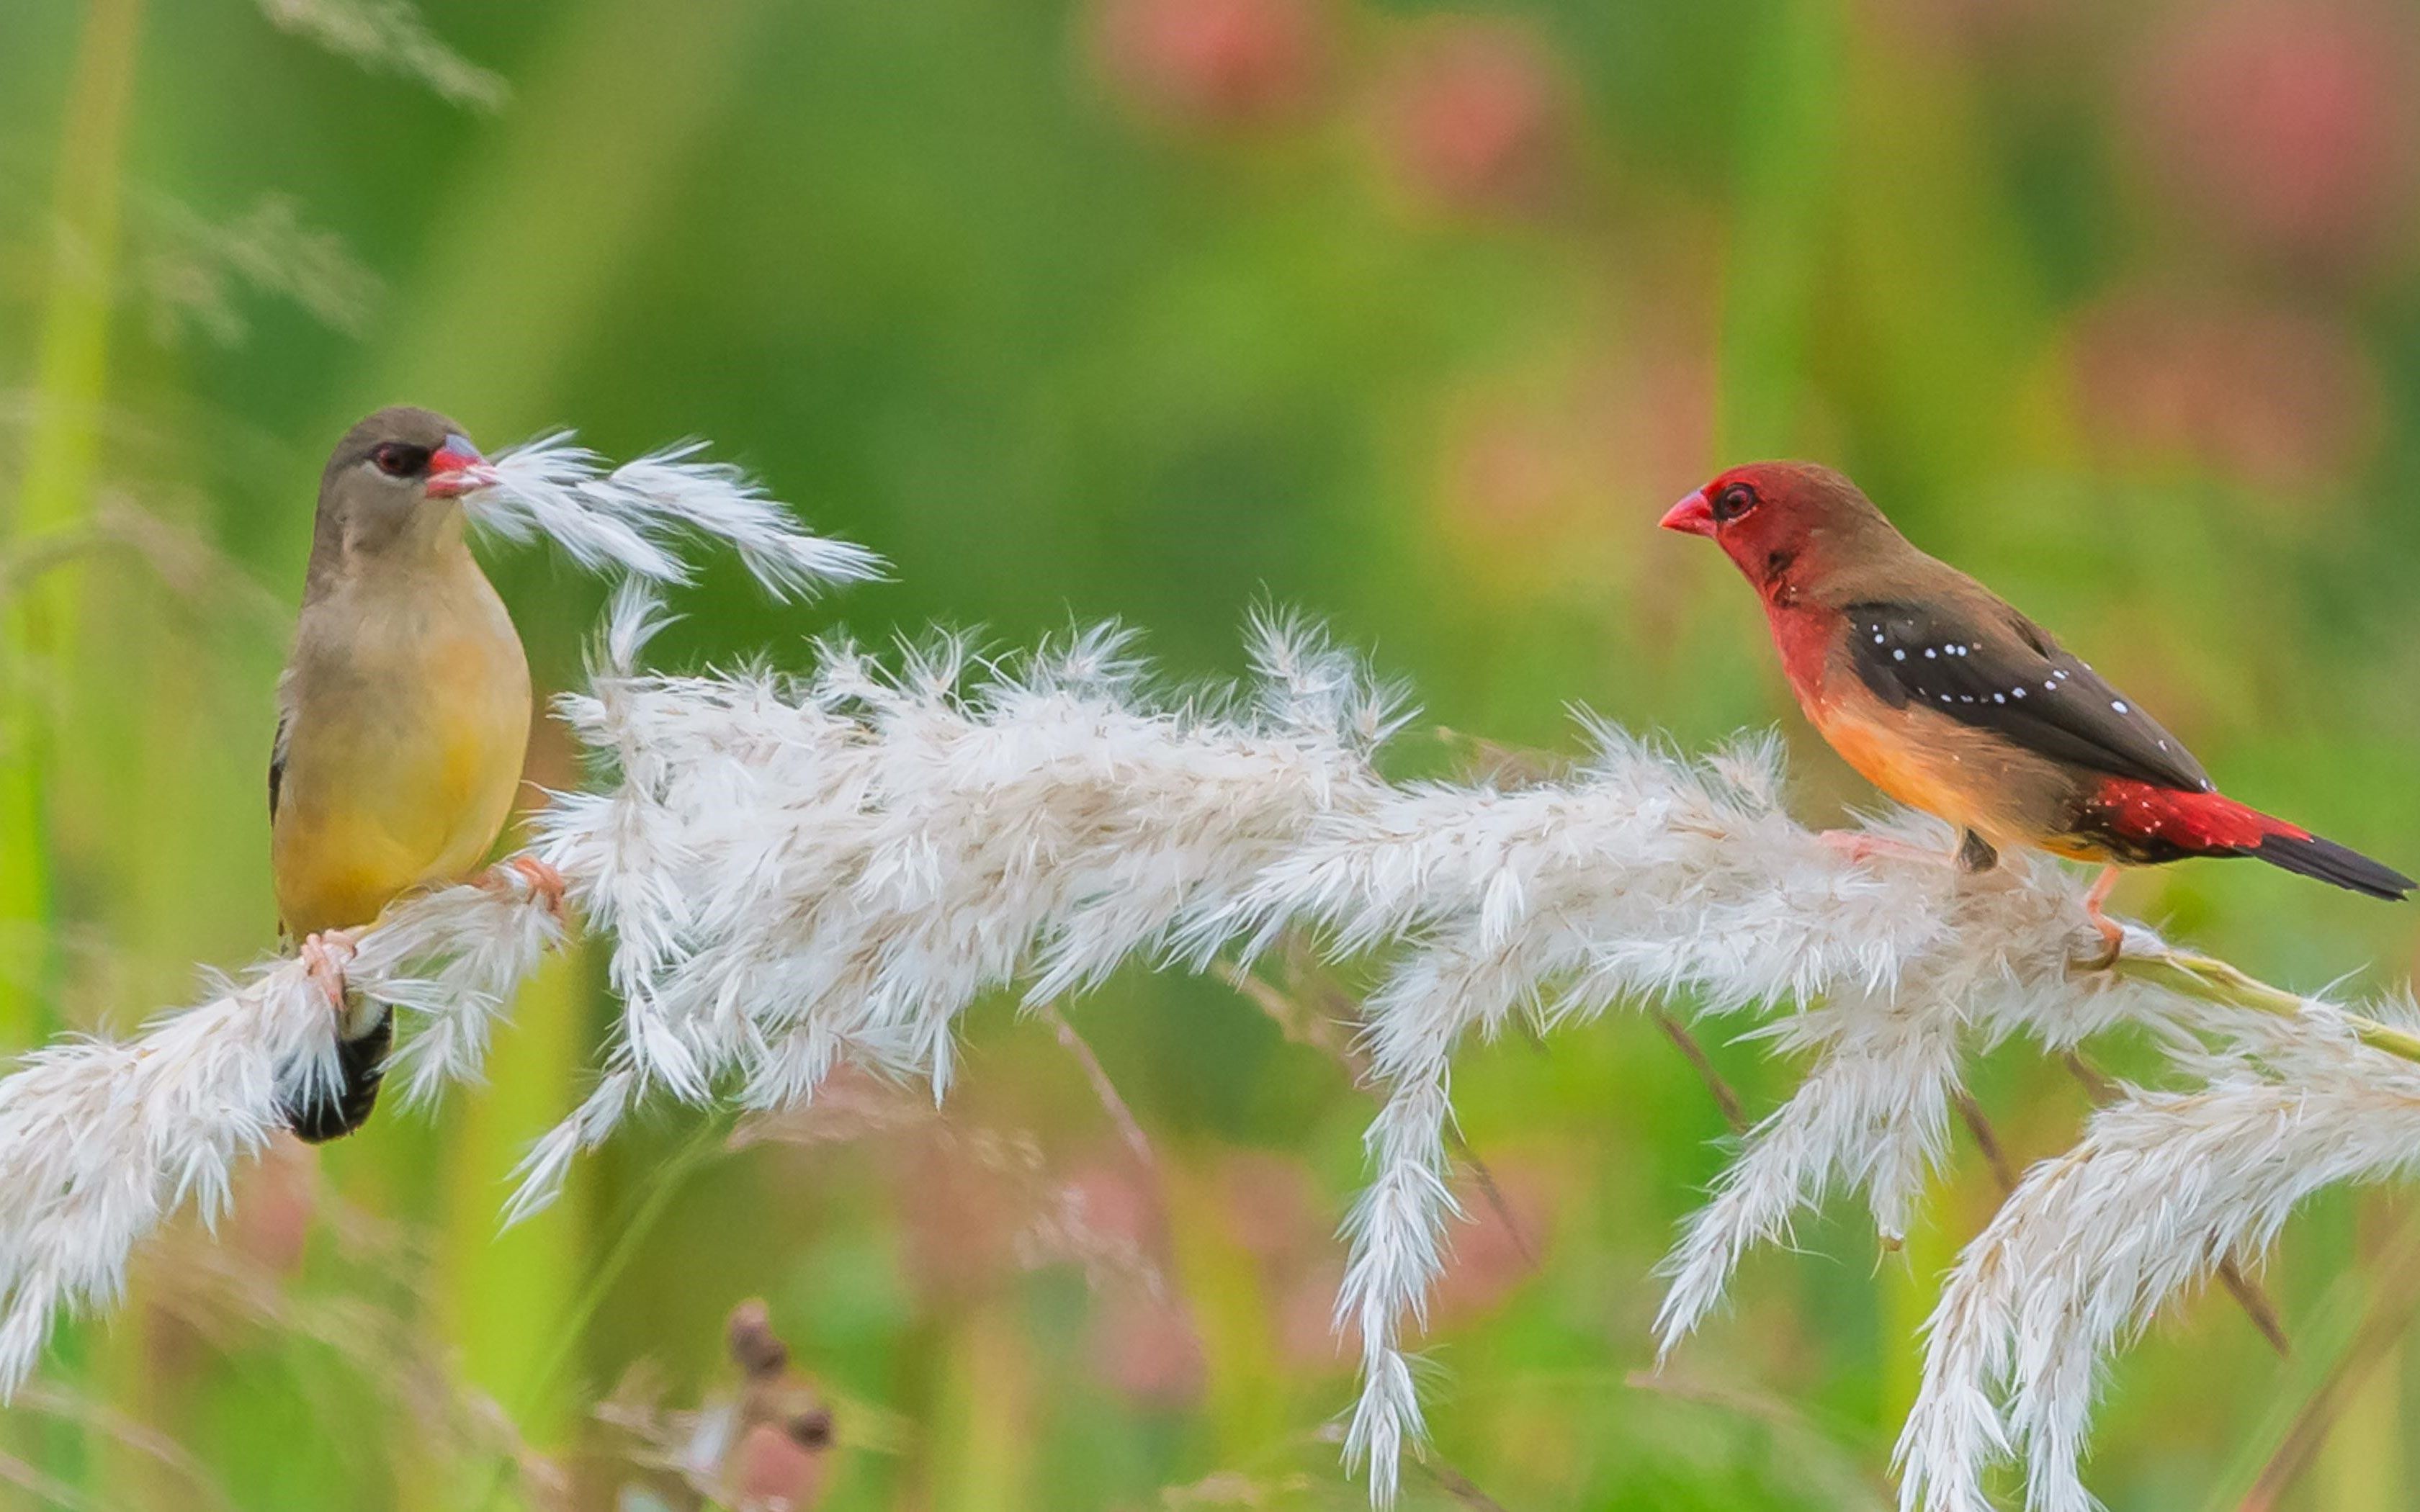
[1662,462,2411,958]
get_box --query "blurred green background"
[6,0,2420,1507]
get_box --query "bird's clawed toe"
[489,855,569,922]
[2071,865,2125,972]
[2074,922,2124,973]
[298,929,360,1013]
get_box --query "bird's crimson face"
[1662,464,1814,594]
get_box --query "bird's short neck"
[308,502,475,598]
[1760,590,1835,702]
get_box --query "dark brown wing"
[1842,599,2213,793]
[269,710,290,822]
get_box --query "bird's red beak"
[1660,489,1716,538]
[424,434,490,498]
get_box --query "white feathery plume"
[1655,982,1963,1356]
[1897,989,2420,1512]
[0,879,563,1398]
[0,431,860,1400]
[370,873,572,1099]
[501,611,1412,1219]
[467,431,888,595]
[1652,845,2179,1356]
[1191,741,2109,1499]
[6,469,2419,1512]
[479,611,2303,1507]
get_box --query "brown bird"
[1663,462,2411,959]
[271,406,560,1140]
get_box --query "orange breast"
[1814,702,1989,829]
[1802,678,2075,853]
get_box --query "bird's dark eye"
[370,442,430,478]
[1711,483,1758,521]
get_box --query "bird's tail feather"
[2093,780,2412,901]
[2251,830,2416,902]
[279,1007,392,1143]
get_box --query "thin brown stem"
[1220,954,1368,1079]
[1416,1452,1512,1512]
[1222,951,1537,1271]
[1950,1088,2017,1196]
[2218,1264,2293,1362]
[2234,1212,2420,1510]
[1653,1009,1748,1135]
[1456,1139,1538,1272]
[1041,1002,1156,1172]
[2059,1050,2117,1104]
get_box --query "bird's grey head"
[314,405,489,565]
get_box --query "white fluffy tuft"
[0,466,2410,1512]
[467,431,886,594]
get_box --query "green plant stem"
[0,0,142,1055]
[471,1114,729,1511]
[2114,947,2420,1066]
[4,5,144,1500]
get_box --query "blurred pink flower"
[1090,1288,1209,1404]
[2066,290,2381,490]
[1273,1160,1555,1369]
[1451,405,1572,534]
[1065,1157,1159,1249]
[229,1135,318,1276]
[729,1421,830,1511]
[1278,1256,1353,1369]
[1429,301,1719,600]
[894,1129,1036,1305]
[1093,0,1330,130]
[1214,1149,1326,1266]
[2133,0,2420,274]
[1429,1162,1555,1323]
[1376,19,1572,217]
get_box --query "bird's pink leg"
[297,929,360,1013]
[1818,831,1953,868]
[2079,865,2124,969]
[483,855,568,922]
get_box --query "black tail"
[279,1007,392,1144]
[2252,832,2416,902]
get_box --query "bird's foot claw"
[2061,933,2120,968]
[2071,926,2124,973]
[2071,865,2125,973]
[485,855,568,923]
[298,930,360,1013]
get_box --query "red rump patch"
[2092,778,2308,852]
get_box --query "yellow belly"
[273,617,530,937]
